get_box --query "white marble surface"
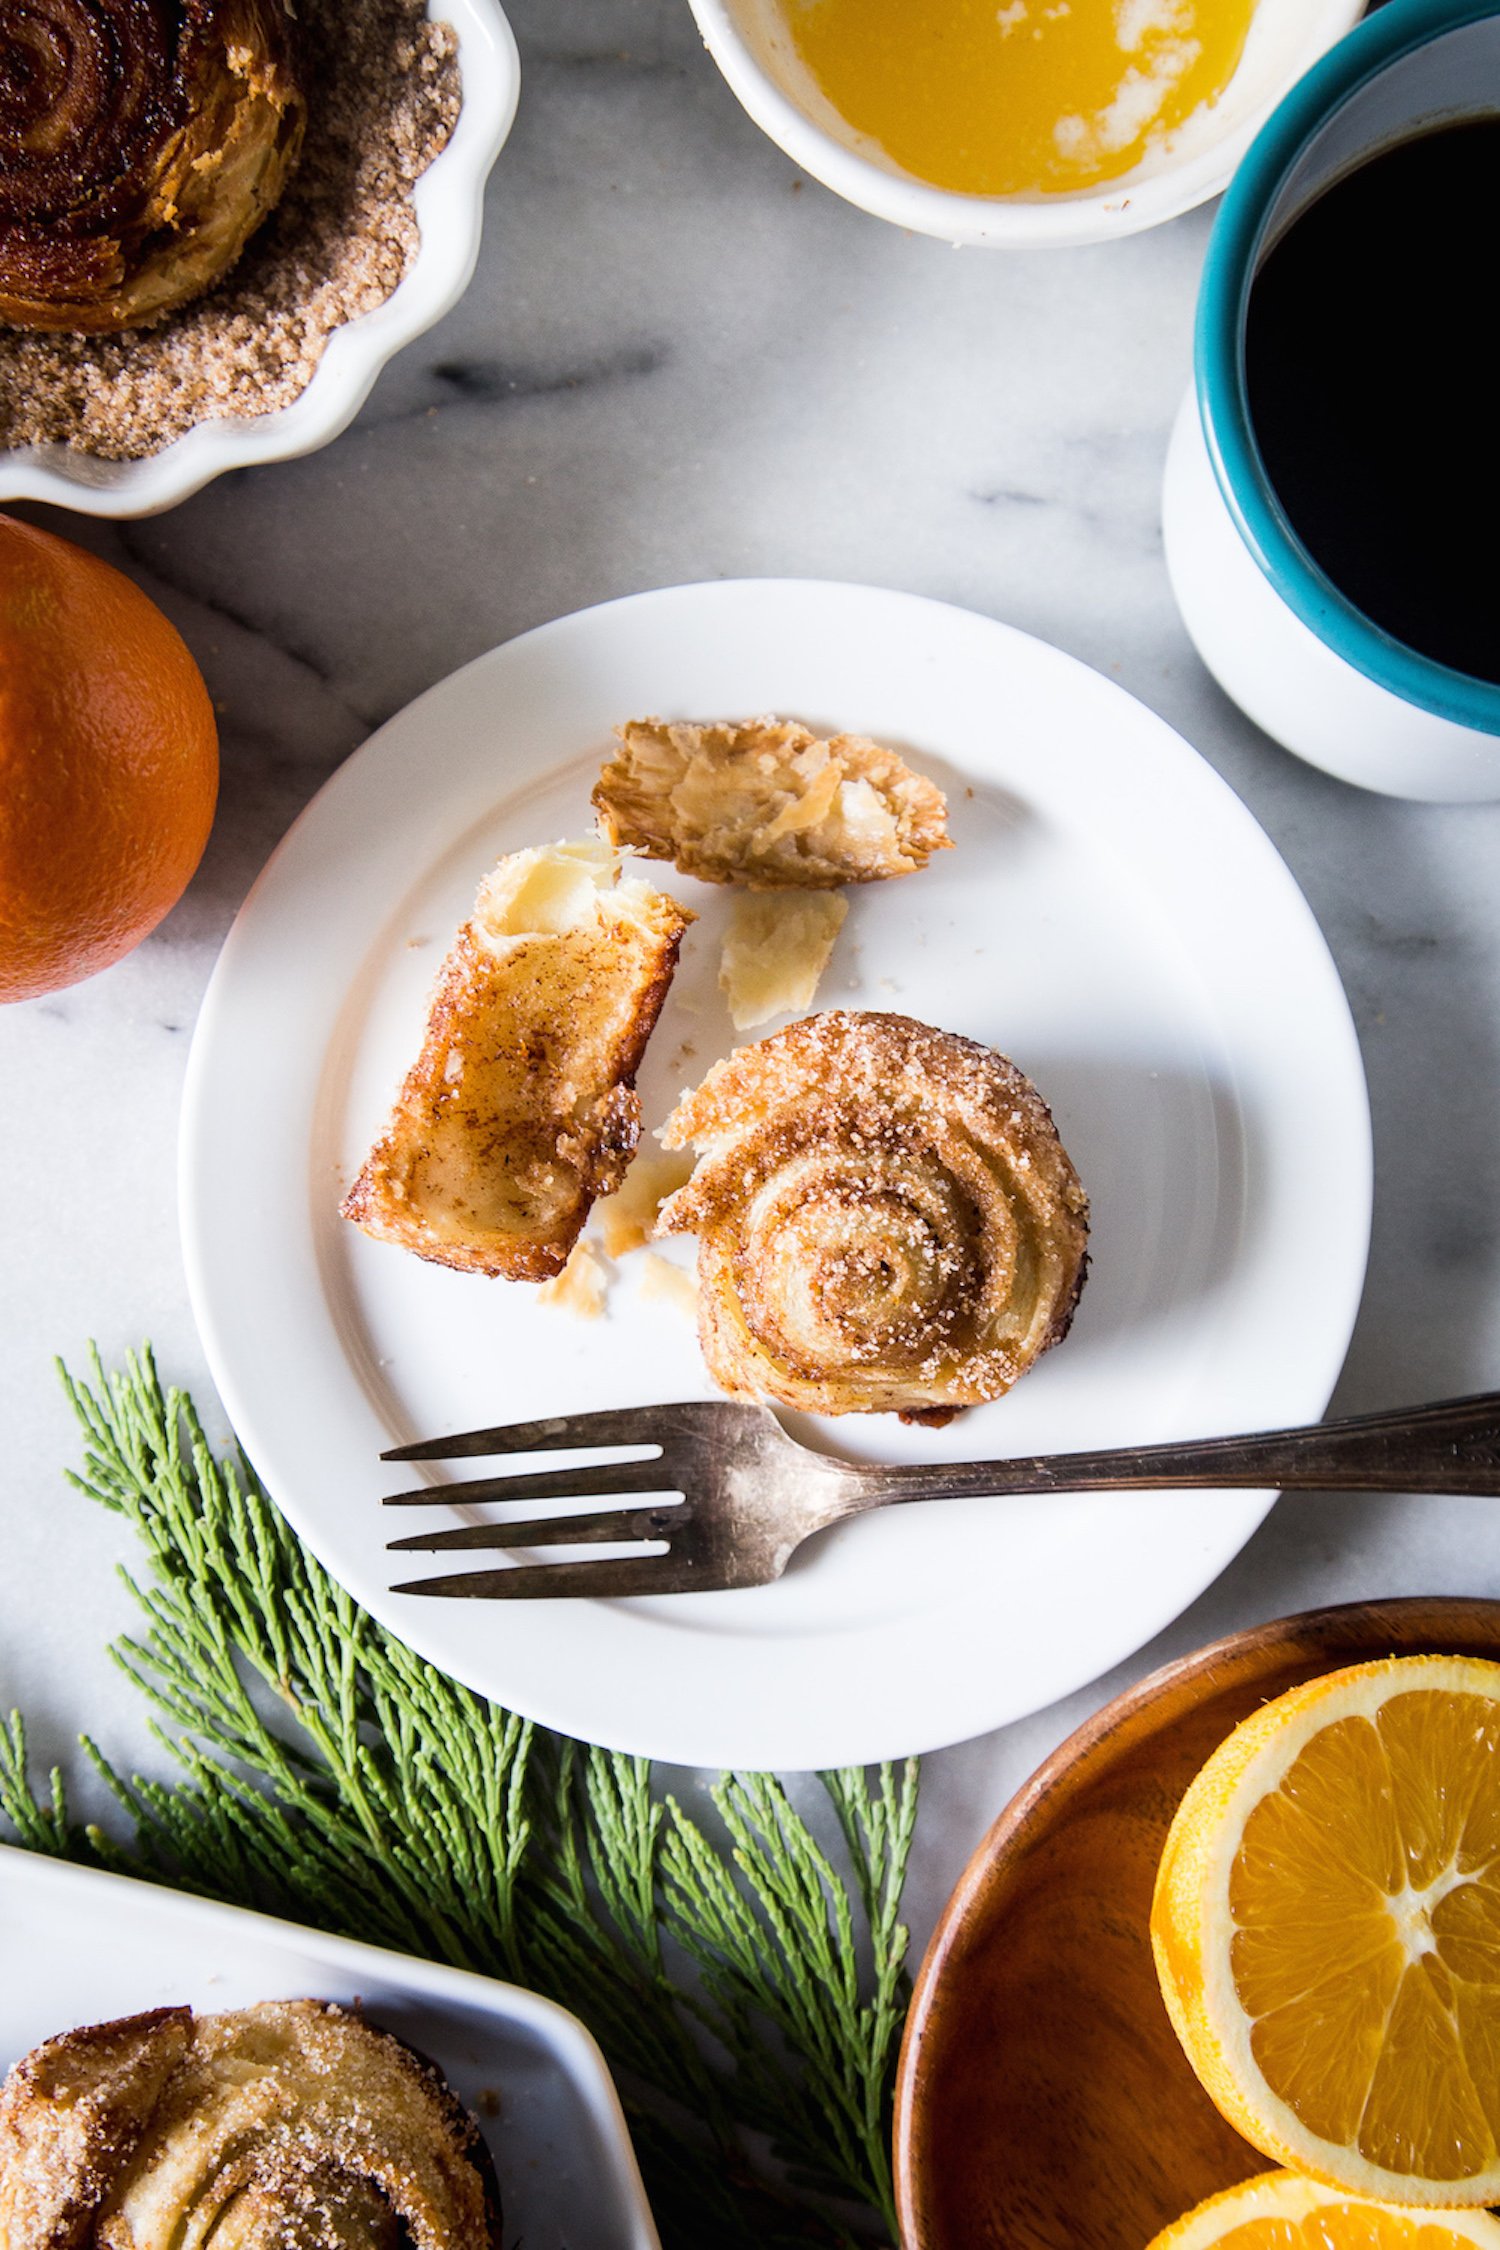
[4,0,1500,1968]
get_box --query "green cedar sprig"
[0,1348,917,2248]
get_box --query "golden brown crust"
[658,1011,1089,1421]
[341,843,693,1281]
[0,2002,501,2250]
[0,2007,192,2250]
[593,717,951,889]
[0,0,306,334]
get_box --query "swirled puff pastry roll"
[658,1011,1089,1423]
[0,0,306,333]
[0,2000,502,2249]
[342,842,692,1281]
[593,717,951,888]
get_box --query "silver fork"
[382,1390,1500,1600]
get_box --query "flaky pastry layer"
[719,891,847,1030]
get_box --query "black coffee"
[1244,115,1500,686]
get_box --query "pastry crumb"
[720,891,847,1029]
[538,1240,609,1319]
[639,1254,699,1318]
[596,1148,695,1258]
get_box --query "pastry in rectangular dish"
[341,841,692,1280]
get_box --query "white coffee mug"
[1163,0,1500,802]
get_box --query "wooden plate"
[893,1595,1500,2250]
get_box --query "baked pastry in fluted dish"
[658,1011,1089,1423]
[0,0,305,334]
[594,717,951,888]
[342,841,693,1281]
[0,1999,501,2249]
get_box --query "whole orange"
[0,513,219,1003]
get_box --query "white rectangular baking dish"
[0,1844,661,2250]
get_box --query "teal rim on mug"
[1196,0,1500,737]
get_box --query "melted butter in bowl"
[778,0,1258,197]
[695,0,1364,242]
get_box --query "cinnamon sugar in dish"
[0,0,461,461]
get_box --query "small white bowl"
[688,0,1364,247]
[0,0,519,518]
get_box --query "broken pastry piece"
[720,891,848,1030]
[593,717,951,888]
[658,1012,1089,1423]
[341,842,692,1280]
[638,1251,699,1320]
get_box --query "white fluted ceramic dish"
[180,579,1371,1770]
[0,0,519,517]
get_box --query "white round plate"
[181,579,1371,1771]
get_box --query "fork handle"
[837,1392,1500,1504]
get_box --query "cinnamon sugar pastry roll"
[0,0,305,333]
[0,2000,502,2249]
[658,1012,1089,1423]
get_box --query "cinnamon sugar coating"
[0,2001,500,2250]
[659,1011,1089,1422]
[0,2006,192,2249]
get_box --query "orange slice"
[1151,1656,1500,2206]
[1147,2170,1500,2250]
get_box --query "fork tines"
[388,1502,683,1555]
[388,1555,700,1601]
[382,1456,675,1509]
[381,1401,710,1601]
[381,1401,679,1464]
